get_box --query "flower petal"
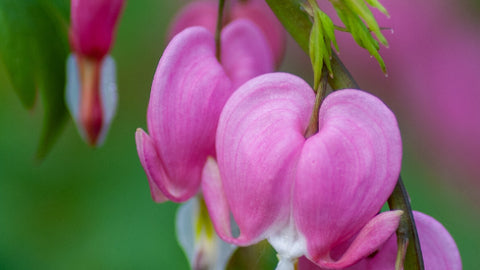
[97,55,117,146]
[176,196,237,270]
[135,129,168,203]
[146,26,233,202]
[298,211,462,270]
[167,0,218,40]
[70,0,125,58]
[294,89,402,262]
[212,73,314,245]
[220,19,274,89]
[230,0,286,66]
[313,210,402,269]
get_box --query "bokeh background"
[1,0,479,269]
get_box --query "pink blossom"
[70,0,125,59]
[298,211,462,270]
[202,73,403,269]
[168,0,285,66]
[136,21,273,202]
[67,0,125,146]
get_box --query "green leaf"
[310,8,337,89]
[0,0,70,160]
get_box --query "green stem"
[215,0,226,60]
[304,68,328,138]
[388,176,425,270]
[266,1,424,269]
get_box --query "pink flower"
[70,0,125,59]
[67,0,125,146]
[298,211,462,270]
[168,0,285,66]
[202,73,403,269]
[136,20,273,202]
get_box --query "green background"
[0,1,479,269]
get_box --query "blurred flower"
[298,211,462,270]
[202,73,403,269]
[333,0,480,184]
[136,21,273,202]
[168,0,286,66]
[66,0,125,146]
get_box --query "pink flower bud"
[202,73,403,268]
[70,0,125,59]
[168,0,285,66]
[136,21,273,202]
[298,211,462,270]
[67,0,124,146]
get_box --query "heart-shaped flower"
[136,20,274,202]
[202,73,403,269]
[298,211,462,270]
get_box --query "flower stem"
[304,68,328,138]
[215,0,226,60]
[387,176,425,270]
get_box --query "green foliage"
[330,0,388,73]
[307,1,338,90]
[0,0,70,160]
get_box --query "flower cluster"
[136,0,461,269]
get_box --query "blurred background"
[0,0,479,269]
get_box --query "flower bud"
[67,0,125,146]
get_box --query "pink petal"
[135,129,169,203]
[230,0,286,66]
[70,0,125,59]
[202,157,254,245]
[313,211,402,269]
[146,27,233,202]
[167,0,218,40]
[220,19,274,89]
[298,211,462,270]
[414,211,462,270]
[294,90,402,262]
[210,73,314,245]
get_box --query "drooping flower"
[136,20,273,203]
[66,0,125,146]
[168,0,286,66]
[298,211,462,270]
[202,73,403,269]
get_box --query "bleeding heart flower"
[136,20,274,203]
[168,0,285,66]
[202,73,403,269]
[67,0,125,146]
[298,211,462,270]
[70,0,125,59]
